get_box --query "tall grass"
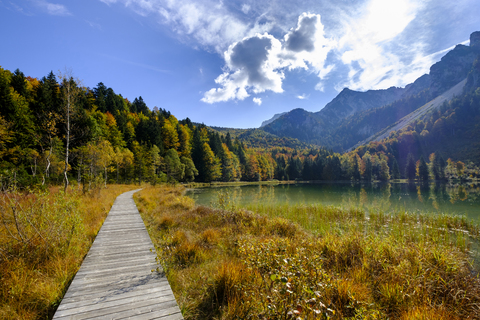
[0,184,138,319]
[136,185,480,319]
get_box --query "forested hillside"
[1,63,479,188]
[0,66,332,187]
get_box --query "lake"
[186,182,480,220]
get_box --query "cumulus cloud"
[202,33,284,103]
[285,14,317,53]
[253,97,262,105]
[35,0,71,16]
[203,13,336,103]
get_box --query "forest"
[1,66,478,191]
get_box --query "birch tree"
[58,70,81,192]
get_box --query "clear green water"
[186,182,480,220]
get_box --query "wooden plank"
[63,276,169,299]
[53,189,183,320]
[61,281,171,303]
[90,304,182,320]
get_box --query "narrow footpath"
[53,190,183,320]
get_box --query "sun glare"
[364,0,417,43]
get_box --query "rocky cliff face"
[314,86,405,126]
[471,31,480,48]
[465,32,480,90]
[429,40,480,96]
[466,57,480,90]
[402,74,430,98]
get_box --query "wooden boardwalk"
[53,190,183,320]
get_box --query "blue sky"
[1,0,479,128]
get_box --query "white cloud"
[253,97,262,105]
[35,0,71,16]
[100,0,472,104]
[332,0,430,91]
[98,0,273,53]
[203,13,337,103]
[297,94,307,100]
[202,33,285,103]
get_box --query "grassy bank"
[135,185,480,319]
[0,184,138,319]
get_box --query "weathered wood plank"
[88,303,182,320]
[63,276,169,299]
[53,190,183,319]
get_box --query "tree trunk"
[44,145,52,184]
[64,89,70,193]
[104,166,107,188]
[77,156,82,189]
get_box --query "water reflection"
[186,182,480,220]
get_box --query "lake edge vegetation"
[135,185,480,319]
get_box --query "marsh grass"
[0,184,138,319]
[135,185,480,319]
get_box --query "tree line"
[0,66,478,190]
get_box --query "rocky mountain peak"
[471,31,480,48]
[429,38,479,96]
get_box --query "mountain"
[316,86,405,126]
[260,31,480,151]
[260,112,287,127]
[346,78,467,151]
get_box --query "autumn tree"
[244,153,261,181]
[219,143,240,182]
[119,148,135,183]
[132,142,150,184]
[181,157,198,182]
[202,142,221,183]
[177,124,191,158]
[105,112,125,148]
[416,156,429,181]
[378,158,390,181]
[164,149,185,183]
[162,116,180,151]
[97,140,114,187]
[0,115,12,159]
